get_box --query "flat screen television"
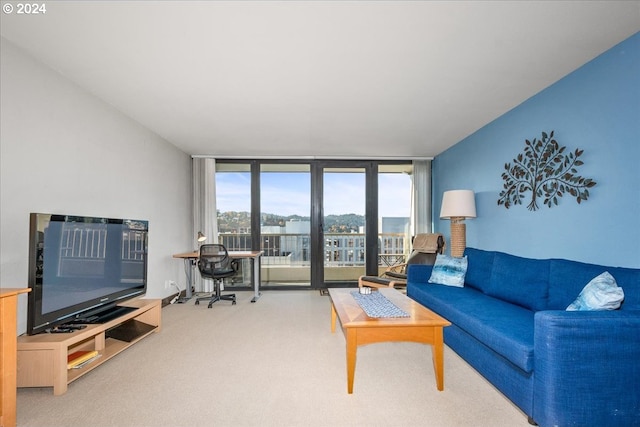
[27,213,149,335]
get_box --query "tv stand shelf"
[16,297,161,395]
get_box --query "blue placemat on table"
[350,291,409,318]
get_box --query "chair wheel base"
[198,293,236,308]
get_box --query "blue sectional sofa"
[406,247,640,427]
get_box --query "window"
[214,160,414,288]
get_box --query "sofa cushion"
[549,259,640,310]
[486,252,550,311]
[463,247,495,294]
[428,254,467,287]
[408,282,535,373]
[407,264,434,285]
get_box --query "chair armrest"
[385,263,408,274]
[358,275,401,289]
[533,310,640,427]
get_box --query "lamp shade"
[440,190,476,219]
[197,231,207,242]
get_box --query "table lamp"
[196,232,207,250]
[440,190,476,257]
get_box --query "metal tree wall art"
[497,130,596,211]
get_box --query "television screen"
[27,213,148,335]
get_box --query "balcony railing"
[219,232,408,286]
[220,232,407,266]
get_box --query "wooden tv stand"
[16,297,161,395]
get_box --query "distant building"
[261,225,284,234]
[222,216,409,265]
[381,217,410,234]
[285,220,310,234]
[380,217,409,258]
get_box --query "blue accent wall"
[432,33,639,268]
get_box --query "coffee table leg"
[346,328,357,393]
[432,327,445,391]
[331,303,336,333]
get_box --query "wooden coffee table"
[329,287,451,394]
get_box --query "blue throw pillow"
[428,254,467,287]
[566,271,625,311]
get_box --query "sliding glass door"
[260,163,311,286]
[321,166,367,284]
[215,163,253,288]
[377,164,413,275]
[215,160,413,289]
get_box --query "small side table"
[1,288,31,427]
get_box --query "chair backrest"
[198,244,236,279]
[411,233,445,254]
[406,233,445,266]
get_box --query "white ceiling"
[1,1,639,158]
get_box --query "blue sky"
[216,172,411,218]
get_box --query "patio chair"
[358,233,445,289]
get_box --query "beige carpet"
[17,290,530,427]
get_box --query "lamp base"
[450,222,466,258]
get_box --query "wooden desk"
[173,251,264,302]
[1,288,30,427]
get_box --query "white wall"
[1,38,192,333]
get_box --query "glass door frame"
[310,160,379,289]
[215,159,411,290]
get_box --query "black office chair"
[195,244,237,308]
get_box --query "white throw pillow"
[566,271,624,311]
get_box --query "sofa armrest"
[533,310,640,427]
[406,264,434,285]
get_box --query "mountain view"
[217,211,365,233]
